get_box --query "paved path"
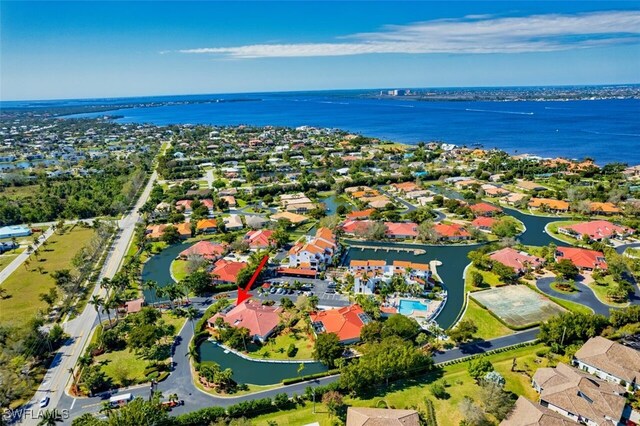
[376,187,417,213]
[535,277,610,316]
[20,172,158,426]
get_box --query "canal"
[140,242,187,302]
[198,341,328,385]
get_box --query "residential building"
[501,396,579,426]
[271,211,309,226]
[0,225,32,239]
[390,181,420,193]
[196,218,217,233]
[558,220,634,242]
[309,304,371,344]
[175,222,192,239]
[528,198,570,213]
[223,214,244,231]
[347,209,376,220]
[470,202,503,217]
[588,202,620,215]
[555,247,607,271]
[245,215,269,229]
[573,336,640,391]
[490,247,544,274]
[288,227,337,271]
[432,223,471,241]
[210,259,247,284]
[346,407,420,426]
[244,229,275,250]
[145,224,168,240]
[471,216,497,232]
[385,222,418,239]
[178,240,226,261]
[207,299,282,343]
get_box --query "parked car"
[39,396,49,408]
[269,287,277,294]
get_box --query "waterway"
[198,341,327,385]
[140,242,187,302]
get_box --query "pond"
[198,341,328,385]
[319,194,350,216]
[140,242,188,302]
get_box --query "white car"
[39,396,50,408]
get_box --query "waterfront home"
[432,223,471,241]
[502,192,527,206]
[207,299,282,343]
[528,198,570,213]
[280,193,314,213]
[178,240,226,261]
[588,202,620,215]
[223,214,244,231]
[210,259,247,284]
[270,211,309,226]
[145,224,168,240]
[531,362,628,426]
[309,304,371,344]
[349,259,386,274]
[288,227,337,271]
[347,209,376,220]
[244,229,275,250]
[346,407,420,426]
[471,216,497,232]
[470,202,503,217]
[196,218,217,234]
[385,222,418,239]
[490,247,544,274]
[0,225,31,239]
[501,396,580,425]
[573,336,640,391]
[555,247,607,271]
[558,220,634,242]
[362,195,393,210]
[175,222,192,239]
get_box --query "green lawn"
[547,293,593,315]
[245,320,315,360]
[589,275,629,308]
[461,298,513,340]
[94,348,149,388]
[236,198,248,208]
[465,265,503,292]
[0,226,96,329]
[545,221,584,245]
[550,281,578,294]
[0,253,18,272]
[253,344,552,426]
[170,259,189,282]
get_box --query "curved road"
[536,277,610,316]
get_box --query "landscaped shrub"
[174,406,226,425]
[156,371,169,382]
[286,343,297,357]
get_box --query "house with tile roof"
[528,198,570,213]
[573,336,640,391]
[223,214,244,231]
[555,247,607,271]
[288,227,337,271]
[490,247,544,274]
[207,299,282,343]
[244,229,275,250]
[385,222,418,239]
[196,218,217,233]
[470,202,503,217]
[471,216,497,232]
[346,407,420,426]
[390,181,420,194]
[501,396,580,426]
[176,199,193,214]
[210,259,247,284]
[145,224,169,240]
[178,240,226,261]
[558,220,634,243]
[271,211,309,226]
[309,304,371,344]
[589,202,620,215]
[175,222,192,239]
[245,215,269,229]
[531,362,628,426]
[347,209,376,220]
[432,223,471,241]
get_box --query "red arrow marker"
[236,255,269,306]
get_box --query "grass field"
[0,253,18,272]
[589,275,629,307]
[252,344,553,426]
[246,321,315,360]
[461,298,513,340]
[170,259,189,282]
[0,226,96,329]
[465,265,503,292]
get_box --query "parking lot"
[253,276,350,308]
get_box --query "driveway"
[376,187,417,213]
[535,277,611,316]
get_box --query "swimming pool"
[398,298,429,316]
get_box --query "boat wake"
[465,108,534,115]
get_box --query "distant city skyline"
[1,1,639,101]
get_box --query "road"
[19,172,158,425]
[376,186,417,213]
[0,227,56,284]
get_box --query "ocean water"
[58,92,640,165]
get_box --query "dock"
[349,244,426,255]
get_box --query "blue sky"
[1,1,639,100]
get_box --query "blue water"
[61,92,640,165]
[398,298,429,316]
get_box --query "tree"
[381,315,421,340]
[417,220,437,243]
[491,216,520,238]
[37,409,63,426]
[184,270,213,296]
[449,319,478,344]
[554,259,579,280]
[313,333,342,368]
[480,380,515,421]
[89,295,105,327]
[470,271,484,288]
[184,306,199,333]
[322,390,344,417]
[492,261,518,283]
[360,321,383,343]
[459,396,488,426]
[468,357,493,382]
[429,381,448,399]
[538,311,609,353]
[161,225,181,244]
[468,251,493,271]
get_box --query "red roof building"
[309,304,371,344]
[471,216,497,231]
[433,223,471,240]
[207,299,282,343]
[470,202,503,217]
[347,209,376,220]
[341,219,375,235]
[559,220,634,242]
[179,240,226,260]
[210,259,247,284]
[385,222,418,239]
[490,247,544,274]
[244,229,275,249]
[555,247,607,271]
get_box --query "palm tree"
[142,280,159,305]
[68,367,78,392]
[184,306,199,334]
[168,393,179,404]
[186,345,199,363]
[37,409,63,426]
[23,258,30,270]
[103,298,114,326]
[89,295,105,327]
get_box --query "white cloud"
[178,11,640,58]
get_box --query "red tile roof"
[244,229,275,249]
[341,219,375,234]
[209,299,282,338]
[470,202,502,216]
[210,259,247,283]
[556,247,607,270]
[433,223,471,238]
[309,304,369,343]
[471,216,497,228]
[490,247,544,272]
[385,222,418,238]
[347,209,376,220]
[276,267,318,277]
[179,240,226,260]
[562,220,634,241]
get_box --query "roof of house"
[244,229,275,249]
[276,267,317,277]
[346,407,420,426]
[309,304,370,342]
[555,247,607,270]
[125,298,144,314]
[574,336,640,385]
[223,214,243,228]
[471,216,498,228]
[589,202,620,214]
[145,224,168,239]
[176,199,192,209]
[433,223,471,238]
[517,180,547,191]
[532,363,626,425]
[196,218,217,230]
[221,195,236,206]
[350,260,386,268]
[347,209,376,220]
[175,222,192,236]
[271,211,309,224]
[562,220,633,240]
[210,259,247,283]
[500,396,579,426]
[245,215,269,228]
[385,222,418,237]
[470,202,503,215]
[391,182,420,193]
[342,219,375,234]
[179,240,226,259]
[490,247,544,271]
[528,198,570,211]
[392,261,430,271]
[209,299,282,338]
